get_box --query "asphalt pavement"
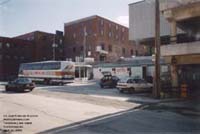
[1,81,200,134]
[39,102,200,134]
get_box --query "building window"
[14,56,18,60]
[109,23,111,28]
[13,44,17,48]
[73,47,76,52]
[6,43,10,48]
[116,35,119,40]
[101,43,105,50]
[116,25,118,30]
[108,45,112,52]
[101,20,104,25]
[79,31,82,37]
[59,39,63,44]
[122,48,125,55]
[0,42,2,49]
[42,36,47,41]
[130,49,134,55]
[30,36,34,40]
[59,49,63,53]
[122,28,125,32]
[6,55,10,59]
[109,32,112,38]
[101,30,104,36]
[20,56,25,60]
[88,45,92,50]
[80,46,83,51]
[73,33,76,39]
[88,51,91,56]
[122,37,125,41]
[135,50,138,56]
[112,68,116,72]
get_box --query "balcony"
[161,0,200,11]
[162,1,200,22]
[161,41,200,56]
[96,46,108,55]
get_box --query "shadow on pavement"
[0,90,32,94]
[38,104,200,134]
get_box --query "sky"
[0,0,142,37]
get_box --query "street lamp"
[52,35,58,61]
[83,26,87,61]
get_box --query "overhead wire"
[0,0,11,5]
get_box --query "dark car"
[5,78,35,92]
[100,75,120,88]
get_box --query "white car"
[116,77,153,93]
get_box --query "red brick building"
[15,30,65,61]
[0,16,146,80]
[64,15,141,62]
[0,30,65,80]
[0,37,34,80]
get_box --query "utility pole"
[0,0,11,5]
[153,0,161,98]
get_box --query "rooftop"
[160,0,200,11]
[64,15,128,29]
[14,30,55,38]
[94,56,166,68]
[129,0,145,6]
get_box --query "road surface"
[0,82,200,134]
[0,83,139,134]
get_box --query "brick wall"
[64,15,138,63]
[0,37,34,80]
[15,31,65,61]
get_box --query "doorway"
[178,64,200,95]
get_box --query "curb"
[127,97,183,106]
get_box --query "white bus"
[18,61,93,84]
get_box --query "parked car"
[100,75,120,88]
[116,77,153,93]
[5,78,35,92]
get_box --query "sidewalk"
[126,95,181,104]
[72,79,97,85]
[39,98,200,134]
[157,98,200,115]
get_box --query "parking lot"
[1,81,200,134]
[0,81,144,134]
